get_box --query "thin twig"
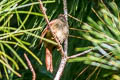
[69,35,83,39]
[38,0,65,57]
[68,48,94,59]
[63,0,69,56]
[74,66,89,80]
[24,53,36,80]
[54,57,67,80]
[54,0,69,80]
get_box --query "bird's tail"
[45,47,53,73]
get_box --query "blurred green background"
[0,0,120,80]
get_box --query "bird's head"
[58,14,66,22]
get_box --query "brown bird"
[40,14,68,73]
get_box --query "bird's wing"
[38,19,57,48]
[38,27,48,49]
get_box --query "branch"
[54,0,69,80]
[63,0,69,56]
[67,48,94,59]
[24,53,36,80]
[54,57,67,80]
[54,48,94,80]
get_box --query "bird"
[39,14,68,73]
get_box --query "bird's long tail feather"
[45,47,53,73]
